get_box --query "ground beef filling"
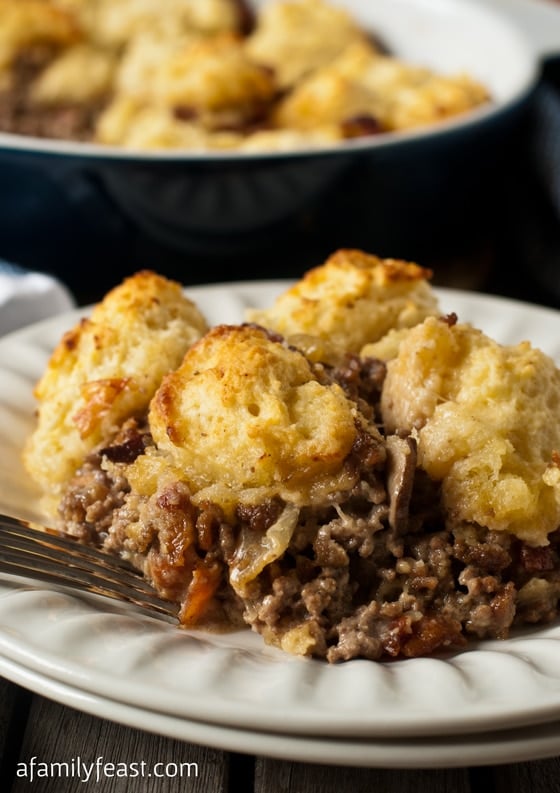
[56,409,560,662]
[57,418,150,545]
[0,46,105,140]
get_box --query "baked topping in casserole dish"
[0,0,490,151]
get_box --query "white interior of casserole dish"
[0,0,540,160]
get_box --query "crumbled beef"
[0,46,105,141]
[349,423,386,472]
[457,573,517,640]
[519,545,557,574]
[328,354,386,421]
[11,45,59,86]
[453,528,512,574]
[107,480,244,627]
[57,454,129,545]
[54,383,560,662]
[0,91,105,140]
[327,602,384,662]
[59,427,560,659]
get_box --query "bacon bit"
[232,0,256,35]
[441,313,458,327]
[196,502,225,552]
[179,562,222,626]
[148,538,197,602]
[341,114,383,138]
[382,614,414,657]
[100,434,148,464]
[351,426,385,468]
[156,485,193,512]
[401,615,465,658]
[173,105,198,122]
[62,323,84,351]
[242,323,284,345]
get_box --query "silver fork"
[0,513,179,623]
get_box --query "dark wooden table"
[2,672,560,793]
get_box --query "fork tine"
[0,554,178,621]
[1,514,142,572]
[0,514,179,622]
[0,516,159,592]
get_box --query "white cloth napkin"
[0,261,75,337]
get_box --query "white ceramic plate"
[3,283,560,741]
[3,652,560,769]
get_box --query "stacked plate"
[2,282,560,768]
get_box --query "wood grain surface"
[3,680,560,793]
